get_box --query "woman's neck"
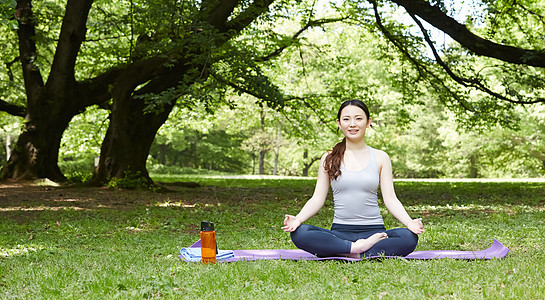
[345,138,367,151]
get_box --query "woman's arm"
[282,153,331,232]
[376,150,424,234]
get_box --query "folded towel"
[180,247,235,262]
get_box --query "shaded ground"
[2,179,544,221]
[0,179,311,215]
[0,181,160,211]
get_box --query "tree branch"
[256,17,347,62]
[225,0,276,33]
[201,0,238,31]
[408,12,544,104]
[47,0,94,92]
[389,0,545,67]
[77,66,122,110]
[5,56,19,81]
[212,70,338,131]
[15,0,44,101]
[0,100,26,117]
[211,72,264,100]
[369,0,473,111]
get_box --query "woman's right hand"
[281,214,301,232]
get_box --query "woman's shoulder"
[317,151,332,171]
[320,151,331,160]
[370,147,391,162]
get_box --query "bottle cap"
[201,221,214,231]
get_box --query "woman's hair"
[324,99,370,180]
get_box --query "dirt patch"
[0,181,182,211]
[0,180,280,212]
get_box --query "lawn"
[1,177,544,299]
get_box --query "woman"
[282,99,424,258]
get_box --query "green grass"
[1,177,544,299]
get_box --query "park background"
[1,0,544,184]
[1,0,545,298]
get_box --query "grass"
[1,177,544,299]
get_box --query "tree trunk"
[251,153,256,175]
[91,67,178,186]
[258,109,267,175]
[1,101,75,181]
[5,135,11,161]
[469,154,478,178]
[272,121,282,175]
[91,111,174,186]
[2,0,278,185]
[89,0,279,186]
[158,144,168,165]
[302,150,320,177]
[302,149,309,177]
[258,150,266,175]
[1,0,98,182]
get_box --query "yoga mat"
[180,239,509,262]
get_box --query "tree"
[0,0,110,181]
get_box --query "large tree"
[0,0,112,181]
[90,0,287,185]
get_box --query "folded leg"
[290,224,353,257]
[363,228,418,257]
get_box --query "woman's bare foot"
[350,232,388,255]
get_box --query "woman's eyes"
[342,117,364,121]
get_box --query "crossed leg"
[290,224,418,258]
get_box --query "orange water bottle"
[200,221,216,264]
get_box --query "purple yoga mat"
[180,239,509,262]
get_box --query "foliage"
[1,178,544,298]
[58,155,95,184]
[56,106,108,183]
[0,0,16,26]
[106,171,156,190]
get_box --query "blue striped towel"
[180,247,235,262]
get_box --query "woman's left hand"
[407,218,424,234]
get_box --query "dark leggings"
[290,223,418,258]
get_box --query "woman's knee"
[390,228,419,247]
[290,224,313,245]
[400,228,419,253]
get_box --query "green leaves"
[0,0,16,30]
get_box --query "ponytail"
[324,138,346,180]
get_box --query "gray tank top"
[330,147,384,225]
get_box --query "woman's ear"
[367,117,372,128]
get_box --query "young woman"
[282,99,424,258]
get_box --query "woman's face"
[336,105,371,141]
